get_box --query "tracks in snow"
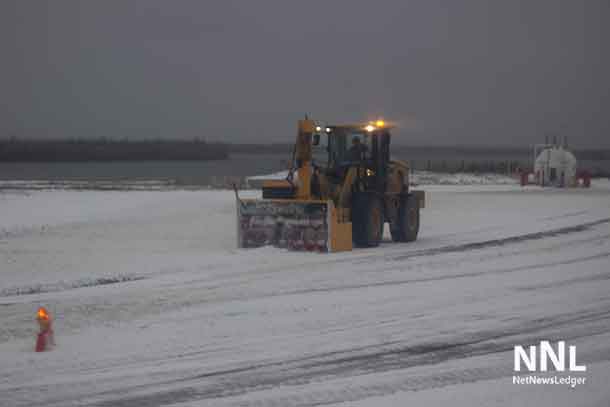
[0,274,145,298]
[384,217,610,262]
[84,307,610,407]
[6,217,610,407]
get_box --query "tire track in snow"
[0,274,145,298]
[81,308,610,407]
[386,217,610,262]
[280,251,610,297]
[155,218,610,298]
[209,217,610,285]
[8,219,610,406]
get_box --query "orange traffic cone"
[35,307,55,352]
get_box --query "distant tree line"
[0,139,229,162]
[392,146,610,160]
[575,149,610,160]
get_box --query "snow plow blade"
[237,199,352,252]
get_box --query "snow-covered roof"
[534,146,577,170]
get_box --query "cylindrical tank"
[533,146,577,187]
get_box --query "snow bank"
[246,170,291,181]
[0,179,180,191]
[246,169,518,186]
[411,170,517,185]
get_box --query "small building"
[533,143,577,187]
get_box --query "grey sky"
[1,1,608,147]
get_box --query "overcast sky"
[1,1,608,147]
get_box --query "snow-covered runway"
[1,181,610,406]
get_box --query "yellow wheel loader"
[236,118,425,252]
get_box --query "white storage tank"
[534,145,577,187]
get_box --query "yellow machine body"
[236,118,424,252]
[236,119,353,252]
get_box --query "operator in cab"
[348,136,368,162]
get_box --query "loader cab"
[314,124,391,193]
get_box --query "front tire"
[392,194,419,242]
[352,193,384,247]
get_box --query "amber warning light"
[35,307,55,352]
[37,307,49,320]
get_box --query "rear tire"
[392,194,419,242]
[352,193,384,248]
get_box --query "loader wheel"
[392,194,419,242]
[352,194,384,248]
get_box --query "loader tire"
[392,194,419,242]
[352,193,384,248]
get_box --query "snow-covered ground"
[1,179,610,406]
